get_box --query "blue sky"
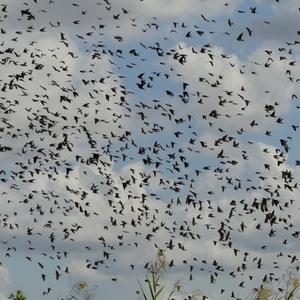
[0,0,299,300]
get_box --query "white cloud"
[0,1,299,300]
[0,267,11,299]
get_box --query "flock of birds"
[0,0,299,299]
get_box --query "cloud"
[0,1,300,300]
[0,266,11,299]
[249,13,300,43]
[166,42,299,131]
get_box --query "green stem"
[286,286,299,300]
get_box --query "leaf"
[167,290,176,300]
[286,286,299,300]
[137,280,148,300]
[147,278,155,300]
[154,285,165,300]
[154,274,160,287]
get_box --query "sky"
[0,0,299,299]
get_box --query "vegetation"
[63,281,94,300]
[137,249,180,300]
[136,250,299,300]
[249,265,300,300]
[6,255,300,300]
[137,249,201,300]
[8,281,94,300]
[8,289,27,300]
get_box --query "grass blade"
[154,285,165,300]
[137,279,148,300]
[147,278,155,300]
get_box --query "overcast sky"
[0,0,299,300]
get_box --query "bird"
[0,1,298,300]
[237,32,244,41]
